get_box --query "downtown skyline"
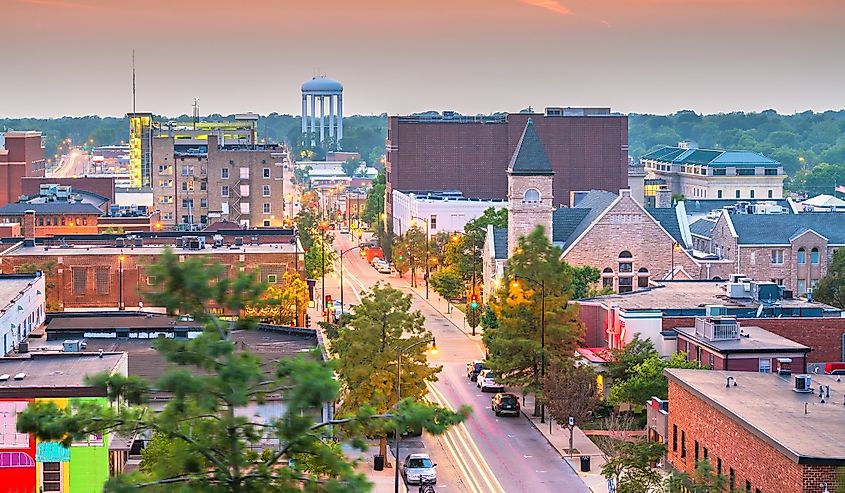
[1,0,843,118]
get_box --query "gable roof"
[508,119,553,176]
[689,218,717,238]
[646,207,685,244]
[730,213,845,245]
[554,190,618,249]
[491,227,508,260]
[642,145,780,169]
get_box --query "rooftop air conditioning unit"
[794,374,813,393]
[705,305,728,317]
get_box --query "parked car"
[371,257,386,267]
[376,262,392,274]
[402,453,436,485]
[466,360,485,381]
[491,392,520,417]
[477,370,505,392]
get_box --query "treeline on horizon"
[3,109,845,195]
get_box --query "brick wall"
[668,380,811,493]
[21,177,115,206]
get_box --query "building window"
[750,190,755,199]
[765,168,779,175]
[637,267,649,288]
[72,267,87,295]
[703,447,708,460]
[95,267,110,295]
[735,190,741,198]
[182,199,194,209]
[267,274,278,283]
[672,424,677,452]
[797,279,807,295]
[709,353,715,367]
[240,184,250,197]
[729,468,735,491]
[0,401,29,447]
[221,168,229,179]
[811,278,819,289]
[430,215,437,230]
[680,430,686,458]
[263,168,271,178]
[241,202,250,214]
[200,198,207,208]
[797,248,806,264]
[694,440,699,463]
[222,186,230,197]
[523,188,541,204]
[263,220,271,227]
[263,203,271,214]
[717,190,723,198]
[618,276,633,293]
[262,185,271,197]
[768,189,773,198]
[240,167,250,179]
[811,247,820,265]
[771,249,784,265]
[759,358,771,373]
[42,462,62,491]
[602,268,613,289]
[200,181,207,191]
[618,252,633,273]
[717,458,722,475]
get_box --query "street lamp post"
[339,245,362,310]
[118,250,125,311]
[453,232,481,335]
[320,220,329,318]
[410,216,430,299]
[513,274,546,423]
[394,337,437,493]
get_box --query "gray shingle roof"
[508,119,553,176]
[689,218,717,238]
[683,199,792,214]
[730,213,845,245]
[646,207,685,244]
[556,190,618,249]
[492,227,508,260]
[0,203,103,215]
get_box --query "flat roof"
[675,325,810,354]
[8,243,299,256]
[0,274,40,313]
[581,281,833,311]
[0,353,124,395]
[666,369,845,465]
[45,313,202,331]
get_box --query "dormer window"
[523,188,541,204]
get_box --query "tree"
[429,268,464,313]
[329,283,454,458]
[544,363,599,433]
[480,305,498,332]
[610,352,703,408]
[403,226,427,288]
[304,236,337,279]
[362,172,385,226]
[815,248,845,309]
[601,439,666,493]
[17,250,464,492]
[607,335,659,382]
[465,300,481,329]
[569,265,609,299]
[667,459,727,493]
[244,272,309,326]
[292,165,311,187]
[341,158,360,178]
[483,226,584,416]
[15,260,62,311]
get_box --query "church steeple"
[508,118,553,176]
[506,119,554,254]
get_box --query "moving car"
[491,392,521,417]
[466,360,485,381]
[402,453,436,485]
[477,370,505,392]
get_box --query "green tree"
[17,249,462,492]
[329,283,457,458]
[429,268,464,313]
[815,248,845,308]
[480,305,498,332]
[569,265,606,299]
[483,226,584,416]
[341,158,361,177]
[601,439,666,493]
[361,172,385,226]
[304,236,337,279]
[667,459,727,493]
[610,352,703,408]
[606,335,659,382]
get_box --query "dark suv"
[466,360,485,381]
[491,393,520,417]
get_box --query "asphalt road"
[324,234,590,493]
[50,149,88,178]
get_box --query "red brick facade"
[0,132,45,207]
[667,380,839,493]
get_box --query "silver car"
[403,453,436,485]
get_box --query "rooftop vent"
[0,374,10,382]
[794,374,813,393]
[13,373,26,381]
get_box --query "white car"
[477,370,505,393]
[402,453,436,485]
[376,262,392,274]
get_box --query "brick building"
[0,131,45,208]
[0,233,304,312]
[21,176,115,206]
[665,369,844,493]
[385,108,628,222]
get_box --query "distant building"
[665,369,845,493]
[0,352,127,492]
[127,112,153,188]
[0,131,45,208]
[301,76,344,148]
[391,190,506,236]
[385,108,628,225]
[797,194,845,212]
[0,273,45,355]
[642,142,785,201]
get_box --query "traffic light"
[337,212,343,221]
[470,294,479,310]
[325,294,333,306]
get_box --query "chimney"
[655,190,672,209]
[23,210,36,247]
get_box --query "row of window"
[220,167,273,180]
[158,165,273,180]
[672,425,759,492]
[769,247,821,265]
[715,189,774,199]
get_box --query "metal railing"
[694,317,739,341]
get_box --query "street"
[321,234,590,493]
[50,148,88,178]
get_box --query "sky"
[1,0,843,118]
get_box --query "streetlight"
[118,250,126,311]
[338,245,362,310]
[670,241,683,280]
[512,274,546,423]
[410,216,430,299]
[452,232,482,334]
[320,220,330,319]
[394,336,437,493]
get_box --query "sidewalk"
[343,442,406,493]
[520,394,610,493]
[400,273,485,342]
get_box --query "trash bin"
[373,455,385,471]
[580,455,591,472]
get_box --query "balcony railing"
[694,317,740,341]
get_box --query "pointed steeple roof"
[508,118,553,176]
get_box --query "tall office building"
[384,108,628,221]
[127,112,153,188]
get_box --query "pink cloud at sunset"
[519,0,572,15]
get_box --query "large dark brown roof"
[45,313,203,331]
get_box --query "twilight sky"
[1,0,843,117]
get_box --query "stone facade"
[563,192,699,291]
[507,174,553,252]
